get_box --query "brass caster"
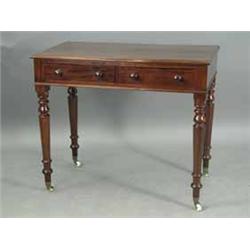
[194,202,203,212]
[74,160,82,167]
[73,156,82,167]
[46,183,54,192]
[203,160,209,177]
[203,167,209,177]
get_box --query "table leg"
[68,87,82,167]
[192,93,206,211]
[203,78,216,176]
[35,85,54,191]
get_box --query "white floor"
[1,133,249,217]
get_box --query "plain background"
[0,32,250,217]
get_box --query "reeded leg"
[68,87,82,167]
[203,78,216,176]
[35,85,54,191]
[191,93,206,211]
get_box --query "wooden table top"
[32,41,219,65]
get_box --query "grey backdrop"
[1,32,250,217]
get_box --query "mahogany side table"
[32,42,219,211]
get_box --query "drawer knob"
[54,68,63,76]
[95,71,104,79]
[129,72,139,80]
[174,74,183,82]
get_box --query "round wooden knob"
[95,71,104,79]
[54,68,63,76]
[129,72,139,80]
[174,74,183,82]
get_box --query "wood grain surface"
[32,41,219,65]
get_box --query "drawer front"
[43,63,115,83]
[117,67,198,91]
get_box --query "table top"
[32,41,219,65]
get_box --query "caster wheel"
[73,160,82,167]
[202,168,209,177]
[194,202,203,212]
[203,160,209,177]
[46,183,54,192]
[73,156,82,167]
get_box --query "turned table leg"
[68,87,82,167]
[192,93,206,211]
[35,85,54,191]
[203,78,216,176]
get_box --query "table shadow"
[124,143,191,174]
